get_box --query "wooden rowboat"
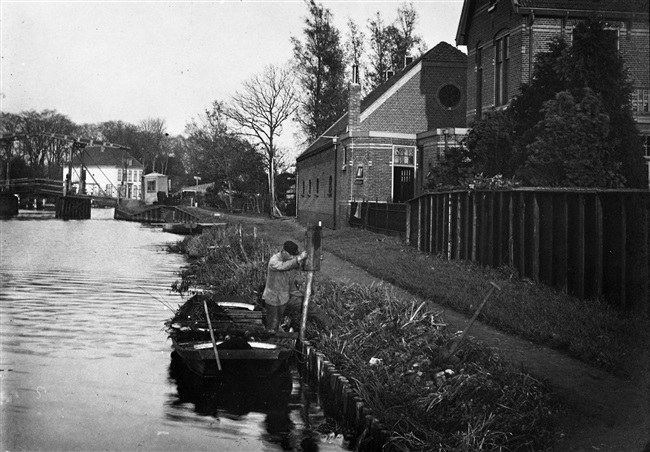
[162,222,226,235]
[166,294,296,377]
[171,336,295,376]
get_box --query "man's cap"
[283,240,299,256]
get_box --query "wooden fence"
[349,202,407,236]
[405,189,649,310]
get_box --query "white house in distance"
[66,146,143,200]
[143,172,170,204]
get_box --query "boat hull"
[166,294,297,377]
[171,337,295,377]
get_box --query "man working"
[263,240,332,331]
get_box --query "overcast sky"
[1,0,465,152]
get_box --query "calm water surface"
[0,209,347,451]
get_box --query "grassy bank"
[168,225,560,451]
[319,227,646,378]
[188,214,645,378]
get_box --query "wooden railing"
[1,178,63,196]
[405,189,649,310]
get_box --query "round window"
[438,84,462,109]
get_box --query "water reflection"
[167,352,294,447]
[166,353,345,451]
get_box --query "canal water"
[0,209,348,451]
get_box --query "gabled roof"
[298,42,466,161]
[72,146,143,169]
[456,0,648,45]
[361,41,466,112]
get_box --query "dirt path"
[216,213,650,451]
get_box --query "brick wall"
[296,146,336,229]
[421,62,468,129]
[362,71,428,133]
[463,2,650,124]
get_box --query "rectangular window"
[632,88,649,114]
[127,170,132,182]
[117,170,122,182]
[308,180,312,195]
[355,165,364,180]
[394,146,415,166]
[495,35,509,106]
[316,178,319,195]
[328,176,333,197]
[147,180,156,193]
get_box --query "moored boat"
[162,222,227,235]
[165,294,297,377]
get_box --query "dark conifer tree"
[291,0,347,143]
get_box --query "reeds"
[169,225,560,451]
[170,225,272,298]
[305,280,559,451]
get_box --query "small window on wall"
[308,180,312,195]
[316,178,319,195]
[495,33,510,106]
[302,180,305,196]
[146,180,156,193]
[394,146,415,166]
[355,165,364,180]
[328,176,332,197]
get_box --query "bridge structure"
[1,132,129,219]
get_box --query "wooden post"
[486,192,494,266]
[471,192,478,262]
[405,202,411,246]
[443,193,450,259]
[530,193,540,282]
[203,299,222,372]
[300,222,322,341]
[575,194,585,299]
[417,197,423,251]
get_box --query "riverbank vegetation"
[168,224,561,451]
[320,227,645,378]
[172,213,645,379]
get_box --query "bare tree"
[224,64,298,217]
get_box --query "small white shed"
[143,172,170,204]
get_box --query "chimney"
[349,65,361,133]
[404,56,413,67]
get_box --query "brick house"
[455,0,650,179]
[296,42,468,229]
